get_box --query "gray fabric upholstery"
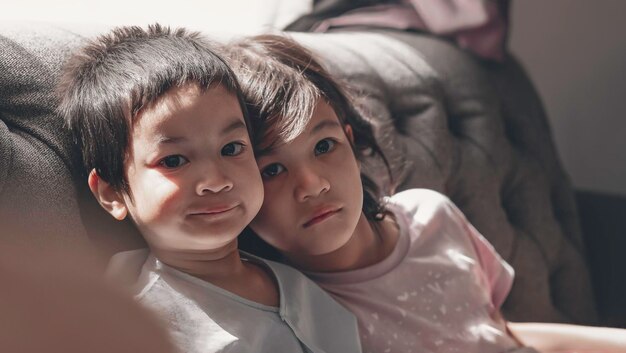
[0,23,599,325]
[0,23,145,267]
[0,24,88,253]
[295,31,596,324]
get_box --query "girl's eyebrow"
[311,119,341,134]
[256,120,341,158]
[256,146,278,158]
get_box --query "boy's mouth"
[188,204,238,217]
[303,207,342,228]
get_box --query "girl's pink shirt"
[306,188,524,353]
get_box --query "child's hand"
[507,321,626,353]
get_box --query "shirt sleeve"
[448,202,515,310]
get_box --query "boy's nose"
[195,168,233,195]
[294,167,330,202]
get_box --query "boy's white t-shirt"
[107,249,361,353]
[306,189,531,353]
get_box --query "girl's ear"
[344,124,354,144]
[344,124,361,167]
[88,169,128,221]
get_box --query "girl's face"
[250,99,364,257]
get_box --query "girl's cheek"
[260,187,280,216]
[261,174,285,196]
[258,185,287,219]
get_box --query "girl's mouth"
[303,207,342,228]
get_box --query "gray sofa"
[1,22,624,328]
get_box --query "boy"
[57,25,361,353]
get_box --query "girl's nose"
[294,167,330,202]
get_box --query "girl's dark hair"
[227,34,392,221]
[57,24,251,195]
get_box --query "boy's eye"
[159,155,189,169]
[260,163,285,179]
[222,142,245,156]
[314,139,336,156]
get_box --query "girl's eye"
[314,139,336,156]
[222,142,245,156]
[260,163,285,179]
[159,155,188,169]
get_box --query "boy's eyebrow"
[157,136,187,145]
[221,119,247,134]
[156,119,247,145]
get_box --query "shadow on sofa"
[577,190,626,328]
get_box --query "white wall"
[0,1,311,37]
[509,0,626,196]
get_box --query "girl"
[228,34,626,353]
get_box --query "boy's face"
[250,99,363,257]
[102,84,263,256]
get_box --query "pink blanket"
[311,0,510,62]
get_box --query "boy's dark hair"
[57,24,250,195]
[227,34,392,221]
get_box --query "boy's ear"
[88,169,128,221]
[344,124,354,144]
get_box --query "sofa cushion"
[0,23,145,266]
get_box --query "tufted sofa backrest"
[0,23,146,266]
[0,23,596,324]
[295,31,596,324]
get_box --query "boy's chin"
[149,233,241,254]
